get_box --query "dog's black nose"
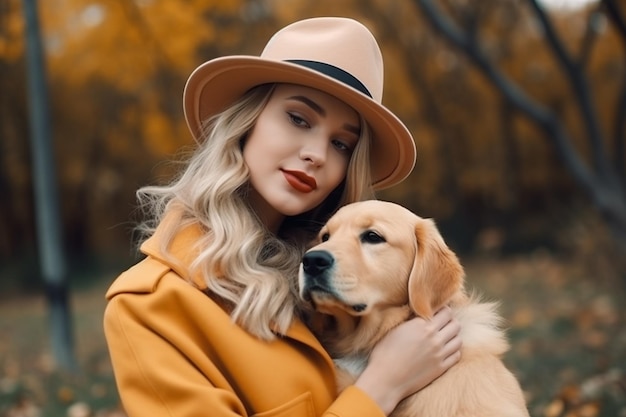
[302,250,334,276]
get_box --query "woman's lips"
[282,170,317,193]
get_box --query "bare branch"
[602,0,626,42]
[527,0,610,180]
[578,6,603,67]
[601,0,626,180]
[413,0,626,244]
[413,0,596,196]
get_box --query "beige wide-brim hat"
[183,17,416,190]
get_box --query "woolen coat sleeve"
[103,258,386,417]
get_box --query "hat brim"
[183,56,416,190]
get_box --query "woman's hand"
[354,306,462,415]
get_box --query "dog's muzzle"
[301,250,335,299]
[300,250,368,313]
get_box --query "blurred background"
[1,0,625,416]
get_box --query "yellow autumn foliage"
[1,0,624,256]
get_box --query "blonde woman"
[104,17,462,417]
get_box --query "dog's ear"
[407,219,464,319]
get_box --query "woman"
[104,17,462,417]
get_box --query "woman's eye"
[288,113,309,128]
[332,139,351,152]
[361,230,385,244]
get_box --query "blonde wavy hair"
[136,83,375,340]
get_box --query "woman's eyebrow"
[287,95,326,116]
[343,123,360,136]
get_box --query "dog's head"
[299,200,464,324]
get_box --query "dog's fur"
[299,200,529,417]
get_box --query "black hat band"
[286,59,372,98]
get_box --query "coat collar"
[139,209,335,370]
[140,209,207,290]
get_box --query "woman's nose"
[299,137,328,166]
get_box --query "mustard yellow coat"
[103,219,385,417]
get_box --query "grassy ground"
[0,253,624,417]
[467,253,625,417]
[0,275,123,417]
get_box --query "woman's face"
[243,84,360,232]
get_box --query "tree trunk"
[22,0,77,372]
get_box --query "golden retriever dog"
[298,200,529,417]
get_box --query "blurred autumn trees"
[1,0,624,271]
[413,0,626,246]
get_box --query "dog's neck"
[323,304,413,358]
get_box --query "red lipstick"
[282,170,317,193]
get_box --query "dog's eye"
[361,230,385,244]
[320,232,330,242]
